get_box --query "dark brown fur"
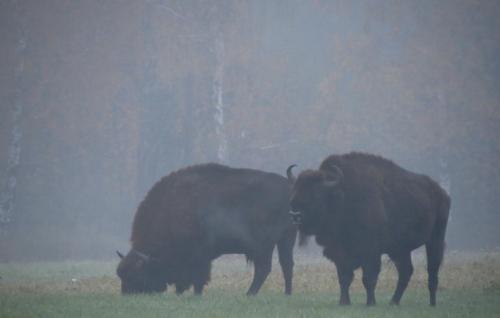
[288,152,450,306]
[117,163,297,295]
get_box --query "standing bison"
[287,152,450,306]
[117,163,296,296]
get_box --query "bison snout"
[289,211,303,225]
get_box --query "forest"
[1,0,499,260]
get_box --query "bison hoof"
[339,299,351,306]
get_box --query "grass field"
[1,250,499,318]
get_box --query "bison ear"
[116,250,125,259]
[286,164,297,184]
[323,165,343,188]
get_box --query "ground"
[0,249,499,318]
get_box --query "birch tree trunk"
[1,0,26,233]
[212,33,227,163]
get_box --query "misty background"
[0,0,499,261]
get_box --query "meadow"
[1,249,499,318]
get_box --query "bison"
[117,163,297,296]
[287,152,450,306]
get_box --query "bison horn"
[132,249,151,262]
[116,250,125,259]
[323,165,343,187]
[286,164,297,183]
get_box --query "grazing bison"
[117,163,297,296]
[287,152,450,306]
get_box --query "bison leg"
[361,256,381,306]
[277,229,296,295]
[193,262,211,296]
[426,239,445,306]
[389,253,414,305]
[175,282,190,295]
[336,265,354,305]
[246,248,273,296]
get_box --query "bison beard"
[287,152,450,306]
[117,163,297,296]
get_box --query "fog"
[0,0,499,261]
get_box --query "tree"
[0,0,26,233]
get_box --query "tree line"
[0,0,499,260]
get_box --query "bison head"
[116,249,167,294]
[286,164,344,235]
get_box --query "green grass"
[1,251,500,318]
[1,290,500,318]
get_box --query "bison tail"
[245,255,253,266]
[426,190,450,264]
[298,232,310,247]
[434,190,451,242]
